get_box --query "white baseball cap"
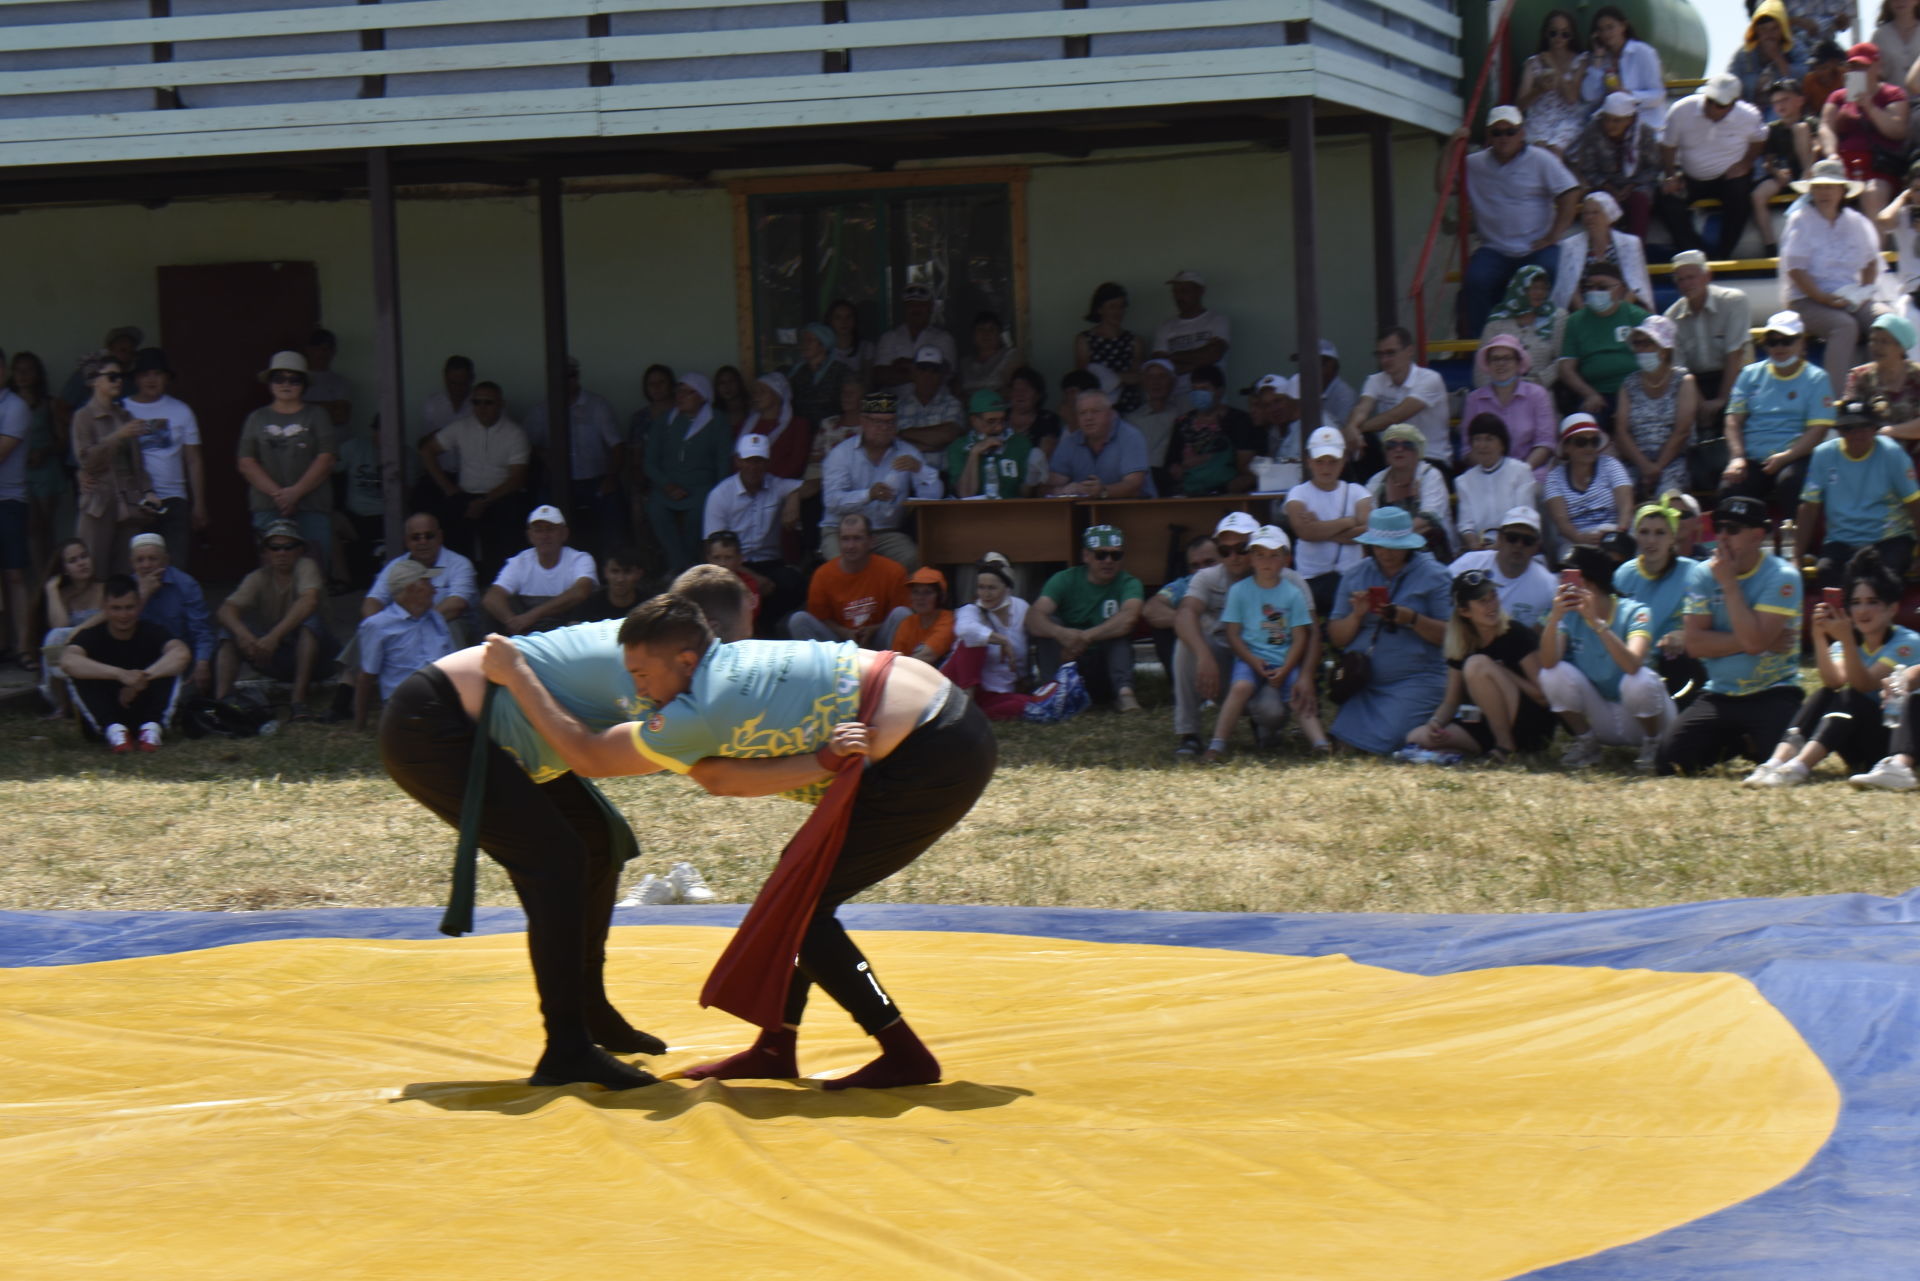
[1487,104,1523,129]
[1499,505,1542,533]
[1307,426,1346,459]
[1254,373,1297,396]
[913,344,947,367]
[1214,511,1261,538]
[1764,310,1806,337]
[1166,269,1207,286]
[1703,72,1742,105]
[527,504,566,526]
[1670,249,1710,269]
[1599,91,1638,117]
[735,433,771,459]
[1250,524,1292,551]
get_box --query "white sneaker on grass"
[1753,762,1808,787]
[1633,739,1660,774]
[617,874,677,907]
[1560,735,1603,769]
[1850,756,1918,791]
[667,862,716,904]
[1740,761,1781,788]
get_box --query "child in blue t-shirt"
[1206,526,1326,760]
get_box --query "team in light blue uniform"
[1800,434,1920,546]
[1612,556,1702,642]
[1685,555,1804,696]
[489,618,648,782]
[1556,596,1654,702]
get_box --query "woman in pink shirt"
[1459,334,1556,478]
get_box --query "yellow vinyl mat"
[0,927,1838,1281]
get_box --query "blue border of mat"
[5,892,1916,1281]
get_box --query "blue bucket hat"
[1354,506,1427,550]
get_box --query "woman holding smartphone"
[70,354,161,576]
[1402,569,1555,765]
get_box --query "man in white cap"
[1721,311,1835,508]
[1449,506,1558,630]
[1284,426,1373,618]
[128,531,215,691]
[1151,270,1231,394]
[1294,338,1355,430]
[482,505,598,635]
[238,349,338,571]
[1655,72,1767,260]
[1665,249,1752,432]
[1248,373,1303,491]
[420,379,530,581]
[1567,91,1662,237]
[523,356,626,553]
[872,283,955,388]
[353,556,456,729]
[1444,105,1580,335]
[895,345,964,459]
[704,431,805,623]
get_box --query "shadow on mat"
[395,1078,1032,1120]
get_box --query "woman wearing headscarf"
[1567,92,1662,235]
[644,372,735,574]
[739,371,812,481]
[946,558,1044,720]
[1477,265,1566,390]
[1552,191,1654,312]
[787,324,847,429]
[1459,333,1557,474]
[1615,314,1698,499]
[1613,497,1707,705]
[1843,312,1920,464]
[1325,506,1454,754]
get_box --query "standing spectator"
[825,297,876,382]
[1285,428,1372,617]
[1614,500,1707,704]
[948,559,1040,720]
[1880,167,1920,340]
[1167,365,1257,496]
[414,355,474,500]
[1346,326,1452,473]
[35,538,102,719]
[788,512,909,648]
[1402,569,1555,764]
[1150,270,1232,395]
[1655,495,1806,776]
[361,512,476,638]
[1581,6,1668,136]
[237,350,337,571]
[1568,94,1662,238]
[1477,266,1567,391]
[1844,313,1920,460]
[1540,546,1676,771]
[0,356,29,670]
[481,505,597,636]
[703,432,804,622]
[12,352,70,579]
[1075,283,1146,415]
[1665,251,1754,435]
[1752,79,1819,255]
[1820,42,1908,220]
[1784,158,1891,391]
[71,353,157,578]
[806,374,865,499]
[1556,264,1648,426]
[1545,413,1636,546]
[1655,74,1769,260]
[627,361,677,454]
[819,390,940,567]
[1203,525,1327,761]
[892,566,956,664]
[949,389,1048,499]
[896,346,966,460]
[1366,423,1455,557]
[737,372,811,481]
[1446,105,1581,337]
[1615,315,1699,500]
[129,532,214,692]
[1461,334,1557,473]
[1128,359,1185,478]
[333,411,387,587]
[214,521,328,719]
[1045,389,1155,499]
[960,311,1022,402]
[1728,2,1809,108]
[523,357,626,553]
[352,557,455,731]
[1799,2,1859,52]
[872,284,956,389]
[1326,507,1454,755]
[1516,9,1590,156]
[1879,0,1920,84]
[711,366,751,426]
[60,574,189,752]
[419,381,529,581]
[302,327,353,432]
[1722,311,1836,507]
[58,325,140,410]
[1552,191,1654,312]
[1794,398,1920,584]
[645,371,735,574]
[787,328,845,433]
[1451,506,1560,629]
[1028,525,1144,712]
[120,349,205,573]
[1455,418,1541,553]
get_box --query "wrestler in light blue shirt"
[1683,554,1804,696]
[358,602,455,700]
[488,619,645,783]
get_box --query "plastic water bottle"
[1884,668,1907,730]
[1457,703,1483,724]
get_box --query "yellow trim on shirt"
[627,721,692,774]
[1755,603,1801,617]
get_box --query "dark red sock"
[822,1019,940,1091]
[678,1026,799,1081]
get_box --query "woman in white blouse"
[1455,415,1540,552]
[948,559,1039,720]
[1782,158,1890,391]
[1552,191,1654,312]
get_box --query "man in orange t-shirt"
[787,512,910,648]
[891,565,956,663]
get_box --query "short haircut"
[1767,77,1803,97]
[1008,366,1047,400]
[444,355,474,373]
[103,573,141,601]
[973,309,1003,330]
[1189,364,1225,389]
[1465,412,1511,451]
[1076,388,1115,411]
[1185,533,1219,554]
[670,564,752,641]
[703,530,741,554]
[617,593,713,654]
[1377,325,1415,350]
[1059,369,1099,393]
[838,511,873,537]
[603,545,645,570]
[80,352,120,382]
[308,327,337,349]
[1583,263,1624,286]
[471,380,503,398]
[405,510,440,531]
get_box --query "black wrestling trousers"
[784,685,999,1034]
[379,666,622,1055]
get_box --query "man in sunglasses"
[213,519,330,720]
[1448,505,1558,629]
[1028,524,1145,712]
[1721,311,1835,509]
[1446,103,1581,336]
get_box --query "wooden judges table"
[908,495,1260,585]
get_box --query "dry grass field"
[5,675,1915,918]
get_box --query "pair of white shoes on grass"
[1742,756,1918,790]
[617,862,717,907]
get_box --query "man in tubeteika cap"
[353,555,457,729]
[1028,524,1146,712]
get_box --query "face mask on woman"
[1583,289,1614,312]
[1490,374,1519,387]
[1634,352,1663,373]
[1189,389,1216,411]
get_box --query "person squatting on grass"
[1539,545,1677,773]
[1203,524,1327,762]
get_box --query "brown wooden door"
[156,262,319,581]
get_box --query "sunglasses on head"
[1090,549,1123,561]
[1500,528,1539,546]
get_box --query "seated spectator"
[949,390,1048,499]
[1028,524,1144,712]
[36,538,102,718]
[1516,9,1591,156]
[419,380,529,581]
[948,558,1041,720]
[1722,311,1836,508]
[1801,38,1851,132]
[702,530,772,633]
[60,574,189,751]
[1005,367,1063,454]
[788,512,909,648]
[577,547,652,623]
[1462,335,1557,474]
[892,566,956,664]
[1347,326,1452,473]
[1615,315,1699,500]
[871,283,956,389]
[1403,568,1554,763]
[1820,42,1907,221]
[1655,495,1805,775]
[645,371,735,574]
[522,356,626,552]
[703,431,804,621]
[1365,424,1455,558]
[128,531,214,691]
[1144,532,1220,674]
[238,350,337,571]
[896,346,965,461]
[1556,264,1648,425]
[1477,266,1566,391]
[1166,365,1256,496]
[361,512,476,640]
[826,297,877,383]
[1202,524,1328,761]
[1553,191,1653,312]
[1151,270,1232,394]
[1581,7,1668,136]
[1128,359,1185,480]
[1655,74,1768,261]
[1076,284,1146,415]
[962,311,1022,402]
[1326,507,1453,755]
[736,373,810,482]
[481,505,597,635]
[1784,159,1890,391]
[1614,500,1707,703]
[1845,312,1920,460]
[0,360,26,670]
[1540,546,1677,771]
[1568,97,1662,238]
[1055,368,1099,440]
[71,353,158,577]
[1450,505,1560,629]
[1665,251,1754,435]
[1303,339,1359,431]
[1753,79,1818,254]
[787,326,846,431]
[1799,1,1861,48]
[1285,428,1373,617]
[1847,642,1920,789]
[1728,3,1809,109]
[352,558,455,730]
[1545,413,1636,547]
[1247,373,1303,492]
[1748,548,1919,784]
[1045,389,1156,498]
[1446,105,1580,337]
[1455,418,1541,553]
[819,390,940,568]
[214,521,328,719]
[1795,398,1920,585]
[806,374,865,490]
